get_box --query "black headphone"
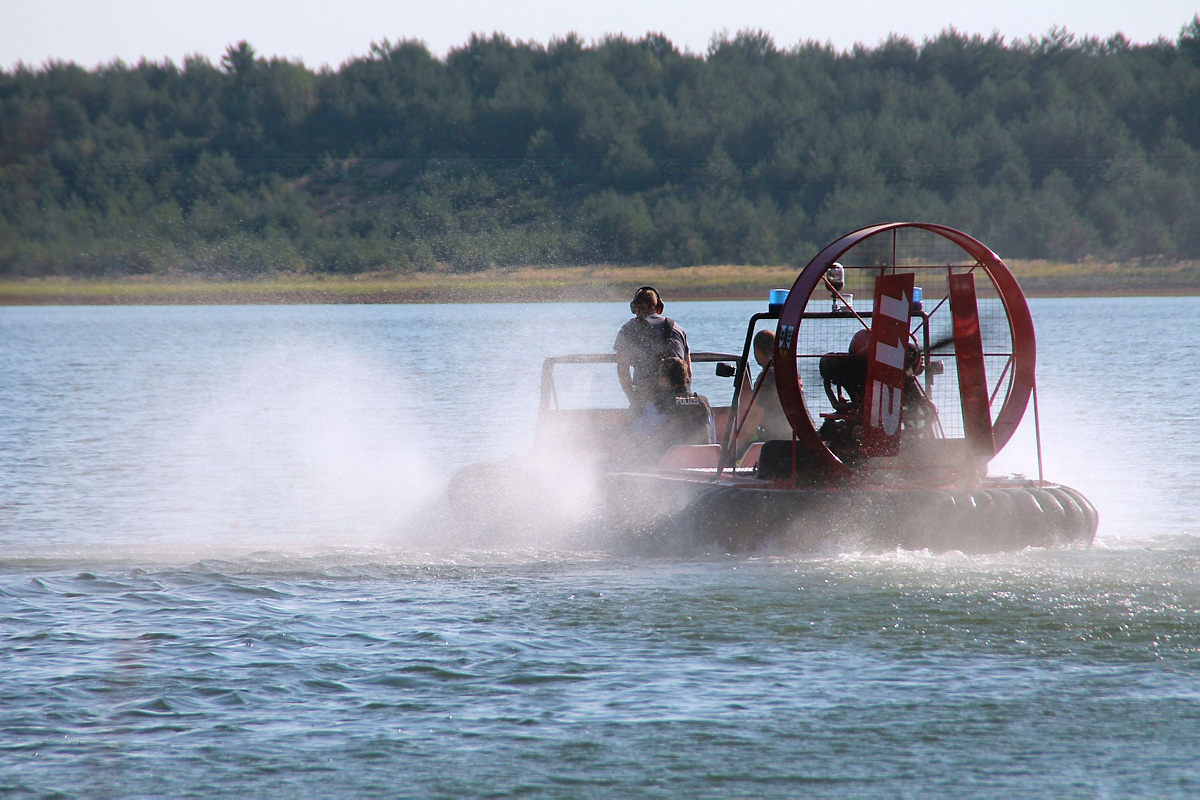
[630,286,664,314]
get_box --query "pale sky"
[2,0,1197,70]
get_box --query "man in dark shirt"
[614,286,690,413]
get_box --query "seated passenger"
[627,357,714,457]
[737,329,793,443]
[818,327,871,456]
[818,328,871,414]
[819,327,937,453]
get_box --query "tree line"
[2,20,1199,276]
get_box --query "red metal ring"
[773,222,1035,475]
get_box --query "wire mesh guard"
[794,226,1016,443]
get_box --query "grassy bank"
[2,261,1198,305]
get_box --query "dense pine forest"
[2,21,1199,277]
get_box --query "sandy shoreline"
[2,261,1198,305]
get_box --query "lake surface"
[2,298,1198,797]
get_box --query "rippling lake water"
[2,298,1198,797]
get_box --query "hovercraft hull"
[452,462,1098,554]
[609,476,1099,553]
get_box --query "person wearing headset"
[614,286,690,413]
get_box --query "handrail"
[539,351,743,411]
[541,351,742,366]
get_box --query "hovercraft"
[450,223,1098,553]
